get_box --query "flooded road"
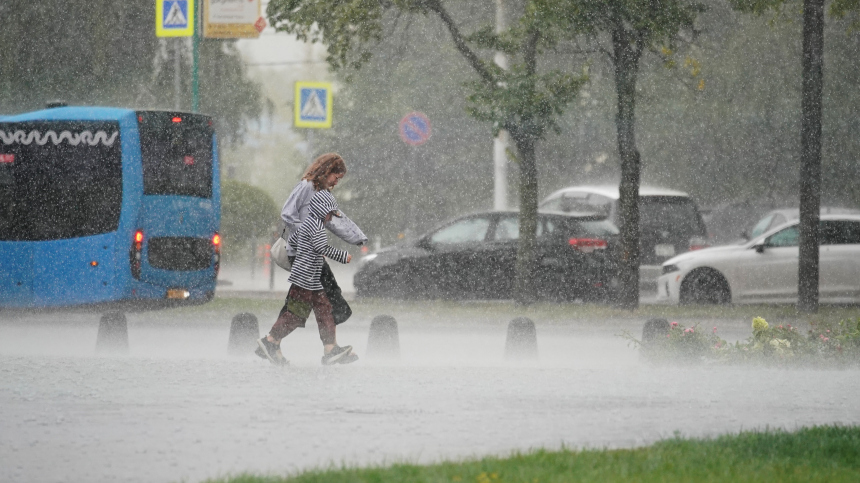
[1,304,858,483]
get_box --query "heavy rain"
[2,1,860,482]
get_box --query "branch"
[422,0,496,86]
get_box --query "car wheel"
[679,269,731,305]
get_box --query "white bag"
[270,236,292,271]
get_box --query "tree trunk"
[514,135,538,304]
[611,25,644,310]
[798,0,824,314]
[513,28,540,306]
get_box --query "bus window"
[137,112,213,199]
[0,121,122,241]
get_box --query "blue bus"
[0,106,221,310]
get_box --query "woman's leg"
[269,285,312,341]
[310,289,337,348]
[313,290,358,364]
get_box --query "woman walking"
[256,153,366,364]
[257,190,356,365]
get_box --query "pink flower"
[823,337,830,342]
[666,334,671,338]
[715,342,722,349]
[778,325,784,329]
[713,327,717,334]
[671,321,679,327]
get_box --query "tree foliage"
[268,0,588,303]
[220,179,279,258]
[0,0,263,146]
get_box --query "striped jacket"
[287,190,349,291]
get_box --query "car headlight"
[662,264,680,275]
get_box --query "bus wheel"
[96,312,128,354]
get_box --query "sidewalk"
[216,262,358,299]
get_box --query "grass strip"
[203,425,860,483]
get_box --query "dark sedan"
[354,210,620,301]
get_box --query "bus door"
[0,121,123,307]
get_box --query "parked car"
[746,206,860,240]
[354,210,620,301]
[539,186,709,285]
[657,214,860,305]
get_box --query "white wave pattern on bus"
[0,130,119,147]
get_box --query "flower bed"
[625,316,860,366]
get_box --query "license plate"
[655,244,675,257]
[166,288,190,299]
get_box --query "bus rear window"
[137,112,213,198]
[0,121,122,241]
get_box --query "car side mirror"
[754,243,766,254]
[417,238,433,251]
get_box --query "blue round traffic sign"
[399,111,431,146]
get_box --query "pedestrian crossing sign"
[156,0,194,37]
[294,82,333,129]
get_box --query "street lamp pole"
[493,0,508,210]
[191,0,200,112]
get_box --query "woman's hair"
[302,153,346,191]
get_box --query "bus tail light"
[212,233,221,276]
[130,230,144,279]
[569,238,607,254]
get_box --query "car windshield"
[750,214,776,239]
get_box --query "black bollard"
[228,312,260,355]
[505,317,538,361]
[641,318,670,344]
[366,315,400,360]
[96,312,129,354]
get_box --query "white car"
[657,214,860,304]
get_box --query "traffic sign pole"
[192,0,199,112]
[398,112,431,237]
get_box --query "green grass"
[203,426,860,483]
